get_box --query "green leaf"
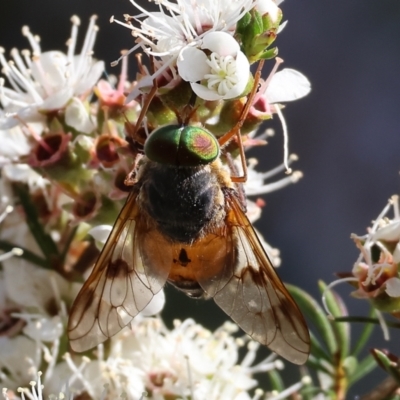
[334,316,400,329]
[251,9,264,36]
[348,354,377,386]
[343,356,358,377]
[351,307,376,357]
[300,385,328,400]
[287,284,337,356]
[267,369,284,392]
[309,331,331,363]
[236,11,251,35]
[319,280,350,361]
[371,349,400,385]
[306,355,332,375]
[259,47,279,60]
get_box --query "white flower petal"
[0,108,46,130]
[3,259,56,309]
[246,200,262,223]
[0,18,100,127]
[75,60,105,95]
[256,0,280,21]
[372,220,400,241]
[201,31,239,56]
[267,68,311,103]
[143,12,177,31]
[177,47,210,82]
[142,13,186,54]
[3,164,46,188]
[393,243,400,263]
[224,81,248,99]
[30,51,68,90]
[278,19,288,33]
[126,75,154,103]
[139,289,165,316]
[65,97,95,133]
[44,362,86,397]
[23,316,64,342]
[0,336,37,386]
[187,43,249,101]
[89,224,112,243]
[190,82,225,101]
[40,87,74,111]
[385,277,400,297]
[0,126,31,159]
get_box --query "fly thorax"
[140,124,225,243]
[140,162,225,243]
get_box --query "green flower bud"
[236,7,282,63]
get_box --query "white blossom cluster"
[0,0,312,398]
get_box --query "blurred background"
[1,0,400,397]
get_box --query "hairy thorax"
[136,159,230,243]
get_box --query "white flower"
[323,195,400,342]
[3,261,55,310]
[22,316,64,343]
[116,0,254,101]
[371,219,400,242]
[3,371,74,400]
[385,275,400,297]
[0,336,39,389]
[0,125,31,163]
[62,318,278,399]
[88,224,112,244]
[65,97,95,134]
[0,261,80,393]
[0,15,104,130]
[266,68,311,104]
[155,0,254,35]
[247,59,311,172]
[2,317,280,400]
[250,59,311,120]
[244,155,303,197]
[2,163,47,188]
[178,31,250,100]
[0,184,41,254]
[255,0,280,21]
[350,195,400,297]
[119,0,253,57]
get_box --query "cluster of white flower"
[1,306,297,400]
[0,0,312,398]
[114,0,310,123]
[324,195,400,341]
[351,195,400,299]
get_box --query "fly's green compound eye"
[144,124,220,167]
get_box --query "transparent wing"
[196,192,310,365]
[68,191,171,352]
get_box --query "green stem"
[13,183,59,261]
[334,316,400,329]
[0,240,48,268]
[352,308,376,357]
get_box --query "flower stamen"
[204,53,238,95]
[274,104,291,174]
